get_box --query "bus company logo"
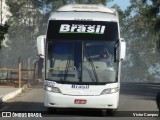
[59,24,105,34]
[72,85,89,89]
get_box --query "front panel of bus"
[44,20,120,109]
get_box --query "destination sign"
[47,20,118,41]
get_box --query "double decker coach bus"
[37,4,126,115]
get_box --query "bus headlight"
[101,87,119,95]
[44,86,61,93]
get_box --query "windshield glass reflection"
[46,40,118,84]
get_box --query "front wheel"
[47,107,57,114]
[106,109,116,116]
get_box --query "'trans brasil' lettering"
[60,24,106,34]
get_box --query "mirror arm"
[114,40,119,62]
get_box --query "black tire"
[156,92,160,114]
[47,107,57,114]
[106,109,116,116]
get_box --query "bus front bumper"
[44,91,119,109]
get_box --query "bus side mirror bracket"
[120,38,126,61]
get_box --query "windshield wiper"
[64,56,71,81]
[88,57,99,83]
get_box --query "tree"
[142,0,160,31]
[2,0,44,67]
[141,0,160,50]
[0,23,8,49]
[115,0,160,82]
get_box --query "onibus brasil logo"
[59,24,106,34]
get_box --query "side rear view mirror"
[37,35,46,57]
[120,38,126,61]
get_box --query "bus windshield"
[46,40,118,84]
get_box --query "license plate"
[74,99,87,104]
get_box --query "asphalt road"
[0,82,160,120]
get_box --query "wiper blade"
[64,56,71,81]
[88,57,99,83]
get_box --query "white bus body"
[38,4,126,115]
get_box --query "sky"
[108,0,130,10]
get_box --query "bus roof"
[57,4,116,13]
[49,4,118,22]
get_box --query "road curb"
[0,84,28,103]
[1,88,23,102]
[0,84,31,108]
